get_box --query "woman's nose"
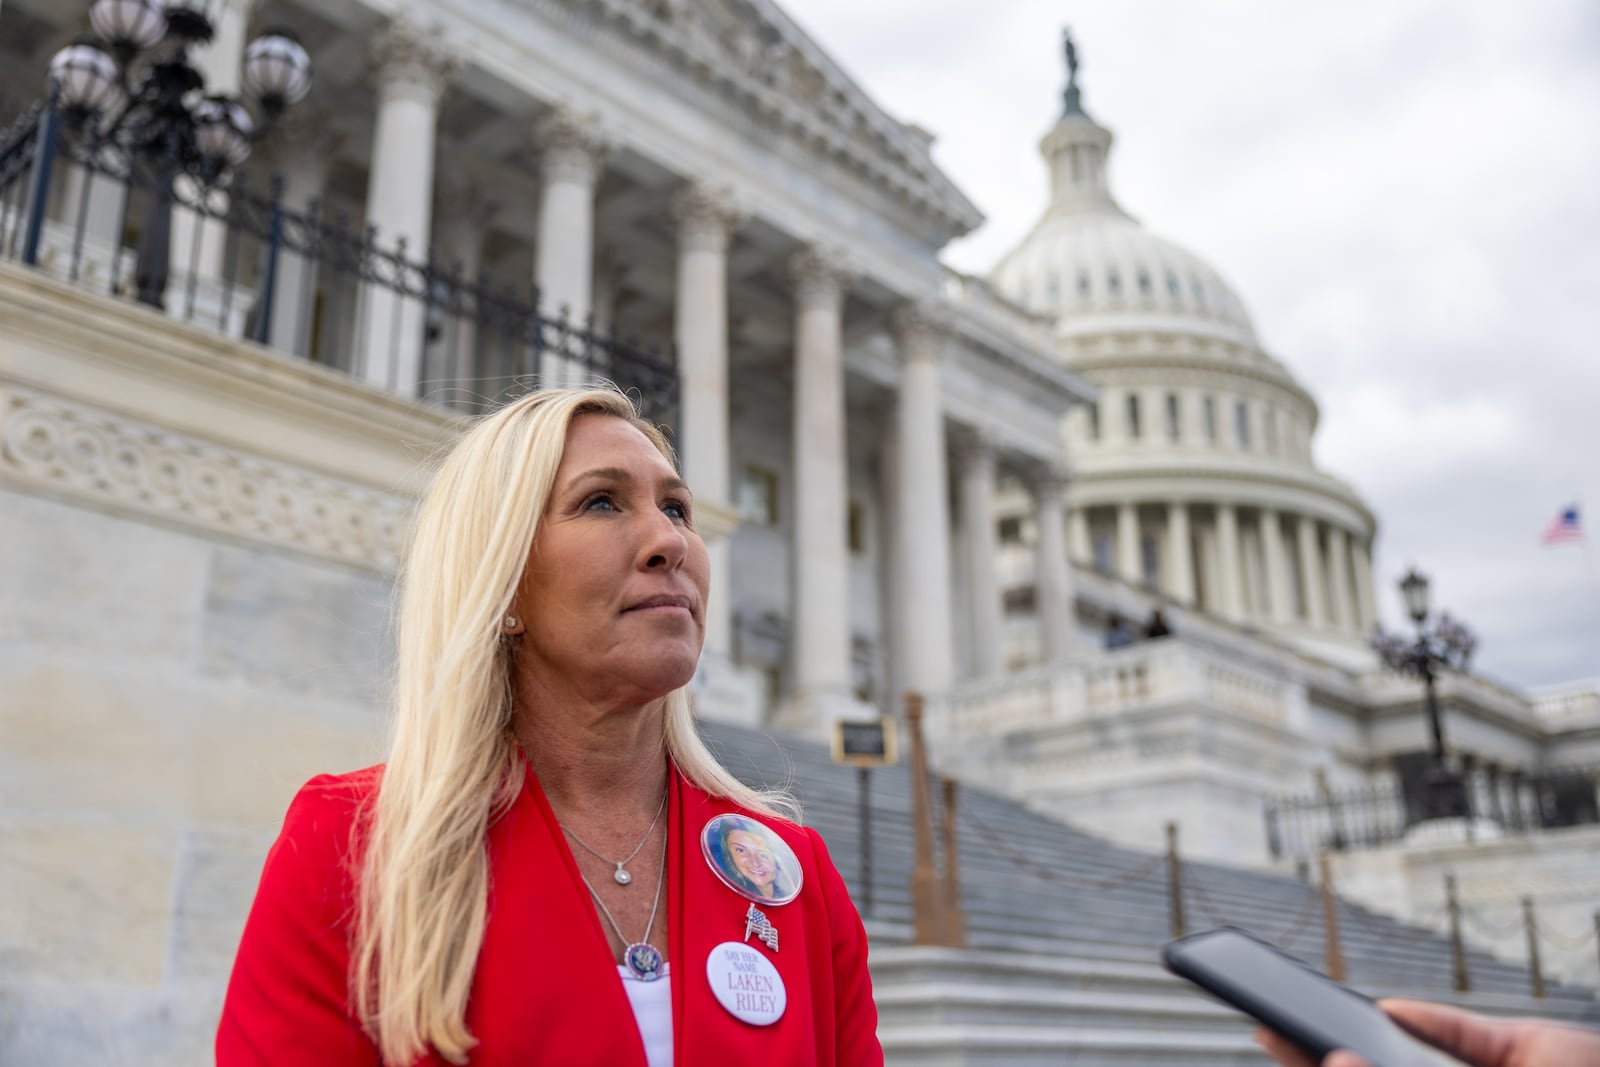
[640,510,688,570]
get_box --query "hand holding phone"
[1160,927,1465,1067]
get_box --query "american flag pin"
[743,903,779,952]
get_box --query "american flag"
[744,904,779,951]
[1542,505,1583,545]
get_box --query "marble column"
[357,19,454,396]
[1195,521,1219,614]
[959,434,1003,678]
[165,0,257,321]
[591,245,623,337]
[783,246,854,733]
[534,106,608,388]
[1261,507,1294,625]
[1068,508,1091,565]
[426,175,498,406]
[1032,466,1078,664]
[1115,501,1140,585]
[1103,386,1125,445]
[892,304,955,693]
[1164,502,1196,605]
[672,183,743,663]
[1215,503,1244,620]
[260,105,342,358]
[1296,515,1327,625]
[1352,537,1379,632]
[1327,526,1356,632]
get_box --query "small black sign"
[831,717,898,767]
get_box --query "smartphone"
[1161,927,1464,1067]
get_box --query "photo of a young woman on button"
[703,813,801,904]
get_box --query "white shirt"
[618,964,674,1066]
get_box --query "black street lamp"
[1372,566,1478,820]
[43,0,312,308]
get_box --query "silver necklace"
[561,791,667,886]
[582,831,667,982]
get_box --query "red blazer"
[216,761,882,1065]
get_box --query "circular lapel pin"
[705,941,787,1026]
[700,813,802,906]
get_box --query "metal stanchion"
[941,776,967,948]
[1167,822,1186,939]
[905,693,944,946]
[1318,852,1345,981]
[1523,898,1545,999]
[1446,875,1471,993]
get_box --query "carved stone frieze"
[0,387,410,574]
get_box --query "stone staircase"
[702,721,1600,1065]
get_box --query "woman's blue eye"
[663,499,690,522]
[582,493,617,512]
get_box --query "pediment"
[595,0,984,240]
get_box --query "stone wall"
[1328,824,1600,991]
[0,264,447,1064]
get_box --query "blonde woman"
[216,388,881,1065]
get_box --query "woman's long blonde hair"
[353,386,792,1065]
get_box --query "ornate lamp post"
[1372,567,1478,820]
[42,0,312,307]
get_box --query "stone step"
[876,984,1248,1034]
[877,1023,1268,1067]
[702,720,1600,1014]
[869,946,1600,1067]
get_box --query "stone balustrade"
[933,637,1306,751]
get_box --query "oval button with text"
[705,941,786,1026]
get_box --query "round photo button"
[699,813,802,906]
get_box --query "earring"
[504,615,520,631]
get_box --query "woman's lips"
[624,594,693,615]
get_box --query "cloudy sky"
[790,0,1600,691]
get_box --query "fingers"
[1378,998,1506,1066]
[1254,1027,1373,1067]
[1253,1027,1320,1067]
[1388,998,1497,1062]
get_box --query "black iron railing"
[1265,762,1600,861]
[0,100,678,423]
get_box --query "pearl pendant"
[614,864,632,886]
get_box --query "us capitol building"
[1,0,1595,1061]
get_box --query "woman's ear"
[503,612,525,635]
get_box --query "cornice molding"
[1068,351,1318,419]
[559,0,983,237]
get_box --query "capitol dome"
[992,111,1258,348]
[989,46,1380,665]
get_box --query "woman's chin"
[625,653,701,701]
